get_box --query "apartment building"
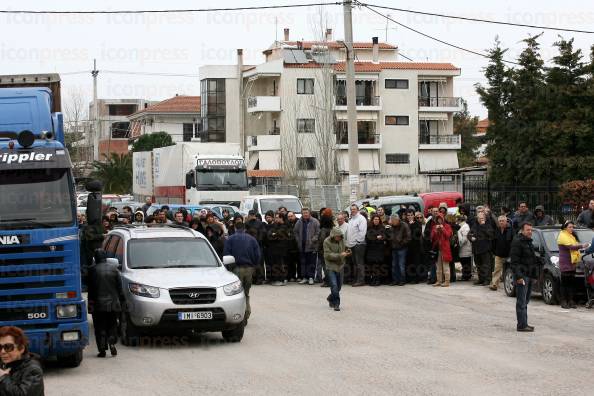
[242,28,462,184]
[127,95,202,143]
[90,98,155,160]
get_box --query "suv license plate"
[178,311,213,321]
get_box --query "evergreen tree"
[475,38,513,183]
[454,99,479,167]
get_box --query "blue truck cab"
[0,74,88,367]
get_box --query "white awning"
[418,76,448,82]
[419,112,449,120]
[247,152,259,170]
[335,73,378,81]
[418,151,459,172]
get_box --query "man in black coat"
[88,249,125,357]
[510,223,539,332]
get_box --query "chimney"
[325,28,333,41]
[372,36,379,63]
[284,28,290,41]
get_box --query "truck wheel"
[503,267,516,297]
[58,349,83,368]
[121,313,141,346]
[222,323,245,343]
[542,273,559,305]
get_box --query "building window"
[110,122,129,139]
[183,123,194,142]
[108,104,137,116]
[201,79,226,142]
[385,79,409,89]
[385,153,410,164]
[297,78,314,94]
[385,115,409,126]
[297,119,315,134]
[297,157,316,170]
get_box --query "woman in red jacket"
[431,215,453,287]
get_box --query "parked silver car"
[101,224,246,345]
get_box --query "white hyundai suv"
[101,224,246,345]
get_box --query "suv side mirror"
[222,255,236,271]
[185,170,195,189]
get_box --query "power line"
[362,4,520,65]
[0,2,341,14]
[360,2,594,34]
[102,70,199,78]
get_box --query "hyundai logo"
[188,292,201,299]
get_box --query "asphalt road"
[44,282,594,396]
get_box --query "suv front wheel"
[222,322,245,343]
[542,273,559,305]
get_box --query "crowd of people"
[78,198,594,327]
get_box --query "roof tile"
[131,96,200,116]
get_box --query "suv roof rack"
[112,223,196,236]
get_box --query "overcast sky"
[1,0,593,118]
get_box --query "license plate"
[178,311,213,321]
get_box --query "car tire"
[542,273,559,305]
[58,349,83,368]
[121,313,141,346]
[503,267,516,297]
[222,323,245,343]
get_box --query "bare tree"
[63,86,92,177]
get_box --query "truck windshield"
[127,238,219,269]
[197,169,248,190]
[260,198,302,214]
[0,168,75,229]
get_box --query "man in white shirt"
[337,213,349,235]
[346,204,367,286]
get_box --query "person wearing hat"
[132,210,144,225]
[323,227,351,311]
[533,205,553,226]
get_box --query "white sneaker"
[298,279,308,284]
[283,279,288,285]
[308,278,314,285]
[271,281,283,286]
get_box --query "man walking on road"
[323,227,350,311]
[346,204,367,287]
[510,223,539,332]
[223,222,261,322]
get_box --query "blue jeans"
[327,270,343,307]
[300,251,317,279]
[516,279,532,329]
[391,248,407,283]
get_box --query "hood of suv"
[123,267,238,289]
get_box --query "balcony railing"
[418,96,462,108]
[419,134,461,145]
[336,133,380,146]
[247,96,281,112]
[335,96,380,107]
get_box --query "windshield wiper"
[0,218,56,227]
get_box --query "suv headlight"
[223,280,243,296]
[129,283,160,298]
[56,304,78,319]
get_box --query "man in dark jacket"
[245,210,266,284]
[223,222,261,321]
[388,215,411,286]
[489,215,514,291]
[576,199,594,227]
[510,223,539,332]
[468,212,495,286]
[533,205,553,226]
[512,202,535,232]
[88,249,125,357]
[285,211,300,281]
[0,326,44,396]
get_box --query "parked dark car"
[503,226,594,305]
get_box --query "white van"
[240,195,303,218]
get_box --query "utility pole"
[343,0,359,202]
[91,59,99,161]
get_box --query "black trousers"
[459,257,472,280]
[270,254,287,282]
[286,251,300,279]
[560,271,576,304]
[92,311,119,352]
[474,252,492,283]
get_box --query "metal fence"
[308,185,350,212]
[249,184,300,197]
[462,178,578,223]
